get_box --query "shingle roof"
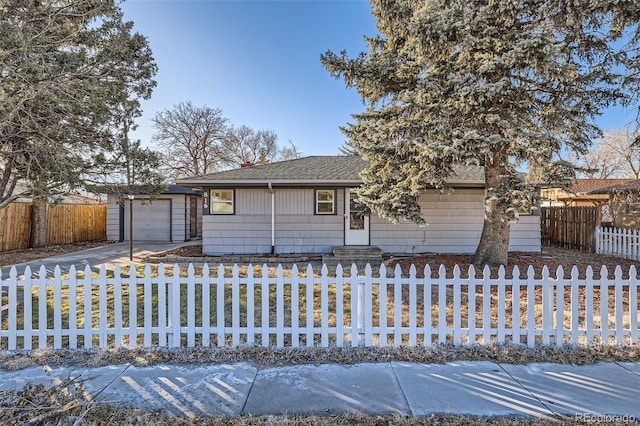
[588,179,640,194]
[175,155,485,187]
[570,178,634,194]
[161,184,202,195]
[101,184,201,196]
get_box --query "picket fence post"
[335,264,344,347]
[356,264,365,347]
[630,266,639,344]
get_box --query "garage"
[105,185,202,243]
[123,198,171,241]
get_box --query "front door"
[345,189,369,245]
[189,197,198,238]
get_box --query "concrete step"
[331,245,383,258]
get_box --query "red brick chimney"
[240,162,254,168]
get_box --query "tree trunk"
[473,146,511,267]
[30,195,48,248]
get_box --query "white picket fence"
[596,226,640,260]
[1,262,638,351]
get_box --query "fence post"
[595,227,601,254]
[171,264,181,347]
[357,266,365,347]
[7,267,17,350]
[541,267,553,345]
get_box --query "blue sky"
[121,0,377,156]
[121,0,637,158]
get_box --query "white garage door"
[123,199,171,241]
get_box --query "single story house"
[175,156,540,256]
[539,178,633,207]
[106,185,202,242]
[588,180,640,230]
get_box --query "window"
[315,189,335,215]
[210,189,234,214]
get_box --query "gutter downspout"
[268,182,275,254]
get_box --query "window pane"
[350,212,365,229]
[317,202,334,214]
[212,201,233,214]
[212,190,233,201]
[317,190,333,202]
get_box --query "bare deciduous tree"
[221,126,278,167]
[569,129,640,179]
[152,103,300,177]
[220,127,301,167]
[152,102,229,180]
[278,140,302,161]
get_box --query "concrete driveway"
[0,240,200,278]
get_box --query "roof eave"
[175,179,485,188]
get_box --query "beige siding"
[509,215,541,252]
[202,187,541,255]
[203,188,344,255]
[276,189,313,215]
[238,189,270,214]
[371,189,484,254]
[372,189,540,254]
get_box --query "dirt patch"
[160,244,640,279]
[0,241,111,268]
[389,246,640,279]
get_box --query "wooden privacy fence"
[596,226,640,260]
[46,204,107,245]
[1,263,638,351]
[0,203,106,251]
[541,206,600,252]
[0,204,31,251]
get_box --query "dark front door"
[190,197,198,238]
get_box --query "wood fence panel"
[1,203,106,251]
[47,204,72,245]
[541,206,599,252]
[0,204,32,251]
[46,204,106,245]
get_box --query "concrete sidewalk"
[0,361,638,421]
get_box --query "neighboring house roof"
[569,178,634,195]
[176,155,485,187]
[588,179,640,194]
[103,184,201,196]
[9,181,103,204]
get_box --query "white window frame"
[315,189,335,215]
[210,189,234,215]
